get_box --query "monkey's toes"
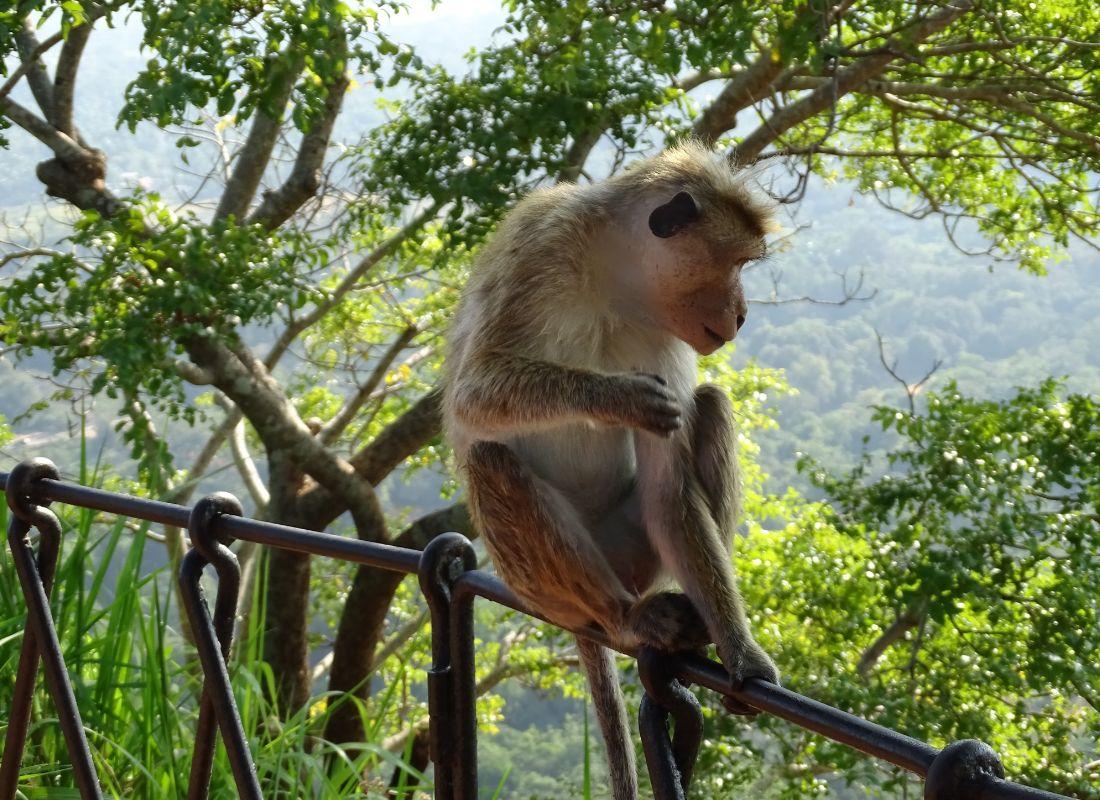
[628,592,711,652]
[719,640,780,716]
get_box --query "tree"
[2,0,1098,757]
[731,379,1098,798]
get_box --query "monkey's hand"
[718,637,780,716]
[597,373,682,436]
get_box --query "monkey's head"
[614,170,770,356]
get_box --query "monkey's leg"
[691,383,740,544]
[636,435,779,696]
[686,386,778,713]
[466,441,640,800]
[624,387,743,655]
[464,441,636,635]
[625,387,743,654]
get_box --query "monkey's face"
[641,190,764,356]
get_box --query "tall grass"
[0,453,418,798]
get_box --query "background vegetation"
[1,1,1097,797]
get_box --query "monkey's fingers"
[626,374,683,436]
[640,407,683,437]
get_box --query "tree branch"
[186,334,387,544]
[750,266,877,307]
[213,56,302,222]
[875,330,943,417]
[214,392,270,513]
[51,13,97,137]
[857,607,924,678]
[795,76,1100,115]
[348,387,442,486]
[0,246,66,269]
[1,28,64,101]
[758,145,1016,160]
[319,325,419,445]
[0,96,85,161]
[323,502,472,744]
[13,17,56,114]
[555,121,606,184]
[692,54,790,146]
[732,1,976,164]
[264,203,440,368]
[170,358,215,385]
[163,406,241,505]
[293,386,443,532]
[1,94,120,216]
[248,25,349,229]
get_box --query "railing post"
[637,648,704,800]
[418,533,478,800]
[0,458,102,800]
[450,573,480,798]
[178,492,262,800]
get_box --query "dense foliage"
[1,1,1097,797]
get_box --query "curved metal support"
[418,532,478,800]
[925,739,1004,799]
[922,739,1066,799]
[638,648,704,800]
[179,493,261,800]
[0,458,102,800]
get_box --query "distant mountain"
[732,179,1100,493]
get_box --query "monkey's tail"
[576,636,638,800]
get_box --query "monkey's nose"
[736,314,747,331]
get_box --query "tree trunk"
[323,504,471,744]
[323,565,407,743]
[387,728,431,799]
[261,455,313,712]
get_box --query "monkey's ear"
[648,191,701,238]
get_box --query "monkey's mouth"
[702,326,728,347]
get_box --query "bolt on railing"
[0,458,1075,800]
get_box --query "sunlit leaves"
[0,196,322,417]
[357,2,766,240]
[758,380,1100,795]
[355,0,1100,271]
[118,0,409,132]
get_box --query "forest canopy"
[1,1,1097,797]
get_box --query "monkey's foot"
[628,592,712,652]
[718,638,780,716]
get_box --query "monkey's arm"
[450,349,681,436]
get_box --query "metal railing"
[0,457,1075,800]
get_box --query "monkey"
[441,140,780,800]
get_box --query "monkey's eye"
[648,191,700,238]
